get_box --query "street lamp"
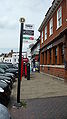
[17,17,25,103]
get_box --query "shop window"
[45,51,47,64]
[33,59,35,67]
[57,6,62,29]
[42,52,44,65]
[55,47,57,64]
[49,18,53,36]
[49,49,51,64]
[61,45,64,64]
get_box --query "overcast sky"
[0,0,53,52]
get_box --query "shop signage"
[47,44,52,50]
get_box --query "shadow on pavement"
[8,96,67,119]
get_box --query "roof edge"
[38,0,63,32]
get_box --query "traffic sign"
[23,36,34,40]
[23,30,34,35]
[23,37,30,40]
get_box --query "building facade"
[31,37,40,71]
[27,44,34,68]
[0,50,27,65]
[0,54,4,62]
[38,0,67,81]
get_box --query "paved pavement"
[8,72,67,119]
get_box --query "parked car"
[0,87,5,105]
[0,68,5,74]
[4,63,18,69]
[0,77,12,90]
[6,68,18,77]
[0,78,11,89]
[0,103,12,119]
[0,68,15,82]
[0,64,9,70]
[0,62,18,69]
[5,72,16,82]
[0,62,17,106]
[0,75,13,88]
[0,80,11,105]
[0,64,18,77]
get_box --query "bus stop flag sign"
[24,24,34,30]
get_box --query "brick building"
[38,0,67,81]
[31,37,40,71]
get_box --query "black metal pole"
[17,22,24,103]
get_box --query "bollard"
[27,63,30,80]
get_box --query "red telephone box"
[23,58,29,63]
[21,57,29,79]
[24,58,29,78]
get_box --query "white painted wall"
[3,57,12,63]
[12,53,19,64]
[0,52,27,64]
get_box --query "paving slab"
[9,96,67,119]
[8,72,67,119]
[21,72,67,99]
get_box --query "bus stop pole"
[17,18,25,103]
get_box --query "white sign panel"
[24,24,34,30]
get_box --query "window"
[14,59,16,62]
[42,52,44,65]
[49,49,51,64]
[46,51,47,64]
[41,31,43,44]
[45,26,47,40]
[55,47,57,64]
[49,18,53,36]
[61,45,64,64]
[57,6,62,29]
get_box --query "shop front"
[40,30,67,80]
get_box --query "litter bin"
[27,63,30,80]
